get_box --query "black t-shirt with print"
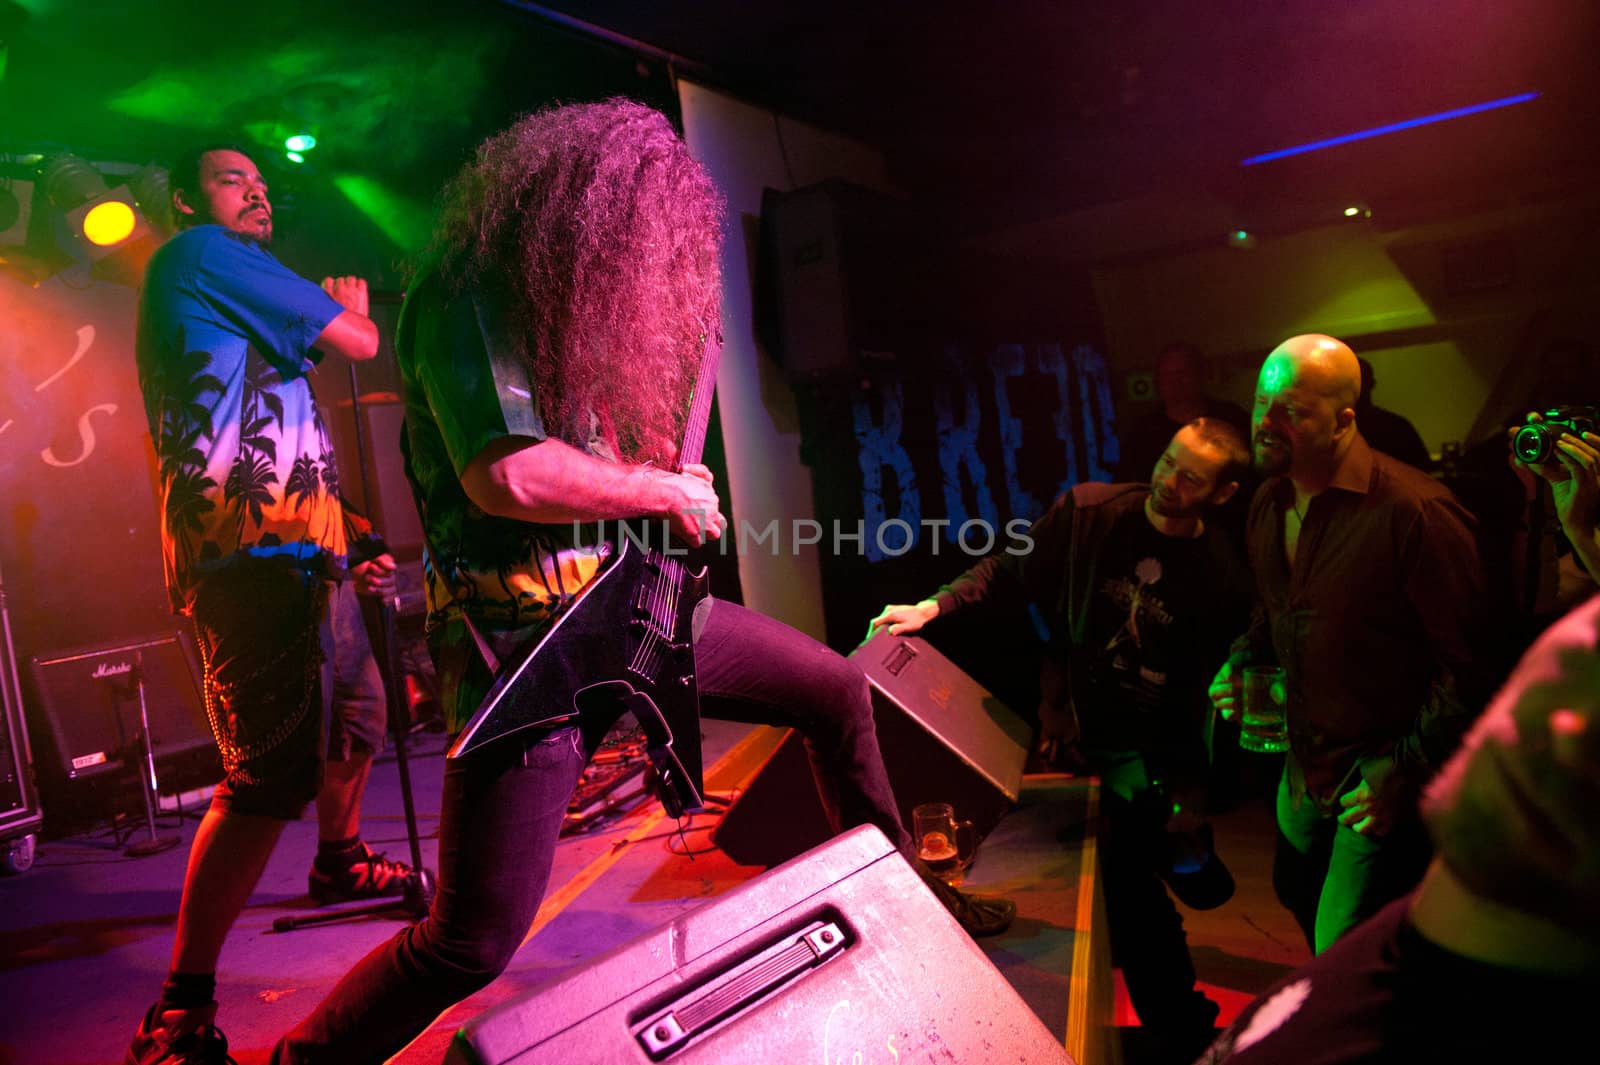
[1077,501,1224,757]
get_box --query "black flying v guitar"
[445,339,721,819]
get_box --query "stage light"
[82,199,136,245]
[42,153,108,212]
[35,153,157,282]
[126,163,175,236]
[0,186,18,232]
[286,150,306,164]
[1241,92,1540,167]
[1227,228,1257,249]
[285,133,317,152]
[62,185,150,257]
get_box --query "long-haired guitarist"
[270,99,1015,1063]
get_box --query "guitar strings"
[630,555,683,679]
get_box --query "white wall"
[677,79,893,639]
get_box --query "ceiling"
[3,0,1597,257]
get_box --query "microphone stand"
[272,364,435,931]
[124,652,182,857]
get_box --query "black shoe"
[308,843,420,905]
[917,864,1017,937]
[125,1002,238,1065]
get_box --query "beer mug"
[1239,666,1289,753]
[912,802,977,885]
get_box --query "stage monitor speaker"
[712,632,1031,868]
[446,824,1071,1064]
[28,632,217,810]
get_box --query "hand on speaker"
[864,599,940,644]
[352,553,397,597]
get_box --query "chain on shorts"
[193,583,326,785]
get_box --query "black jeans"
[1099,790,1219,1040]
[272,599,909,1063]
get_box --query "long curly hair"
[427,99,723,466]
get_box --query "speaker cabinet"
[713,632,1032,868]
[27,632,217,815]
[446,825,1071,1064]
[756,180,923,382]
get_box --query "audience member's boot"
[917,862,1017,937]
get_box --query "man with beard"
[1197,595,1599,1064]
[268,100,1013,1064]
[127,146,421,1064]
[1209,334,1487,955]
[871,418,1253,1064]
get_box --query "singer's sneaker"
[308,843,418,905]
[125,1001,238,1065]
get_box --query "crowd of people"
[120,99,1596,1065]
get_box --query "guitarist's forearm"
[461,436,705,525]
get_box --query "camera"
[1511,406,1599,465]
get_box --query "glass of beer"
[1239,666,1289,753]
[913,802,976,885]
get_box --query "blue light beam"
[1241,92,1540,167]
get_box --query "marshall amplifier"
[445,825,1072,1064]
[28,632,218,812]
[714,632,1032,868]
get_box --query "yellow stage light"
[82,199,137,246]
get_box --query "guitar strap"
[434,322,723,682]
[406,504,501,677]
[460,607,502,676]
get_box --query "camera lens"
[1512,423,1559,464]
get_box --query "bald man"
[1209,334,1488,953]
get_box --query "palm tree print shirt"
[136,225,350,613]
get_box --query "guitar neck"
[675,332,722,470]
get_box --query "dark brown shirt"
[1234,434,1487,812]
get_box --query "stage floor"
[0,721,1307,1064]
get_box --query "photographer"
[1509,410,1600,604]
[1445,337,1600,673]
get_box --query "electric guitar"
[446,339,721,819]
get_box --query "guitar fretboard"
[676,333,722,470]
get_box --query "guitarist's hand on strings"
[658,462,725,546]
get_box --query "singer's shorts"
[189,562,329,820]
